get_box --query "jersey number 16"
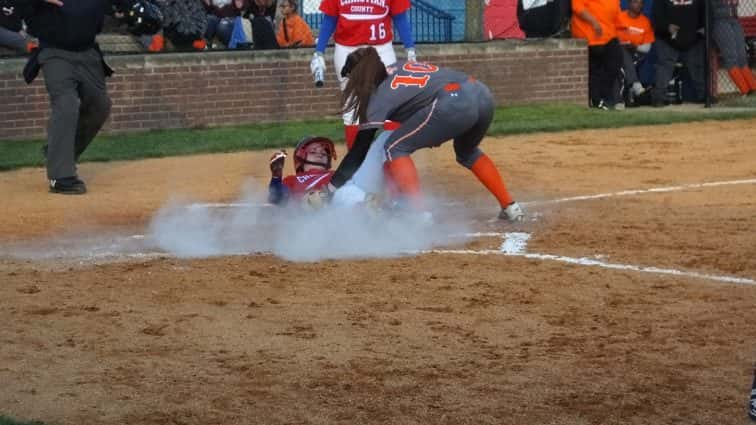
[369,23,387,41]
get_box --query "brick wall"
[0,39,587,141]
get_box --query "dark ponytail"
[341,47,388,124]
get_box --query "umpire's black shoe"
[49,176,87,195]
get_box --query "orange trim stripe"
[386,99,438,161]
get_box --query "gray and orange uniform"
[330,61,495,187]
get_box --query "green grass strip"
[2,103,755,172]
[0,416,46,425]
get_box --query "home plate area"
[2,123,756,425]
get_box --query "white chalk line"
[185,178,756,210]
[424,249,755,286]
[75,238,756,286]
[521,178,756,207]
[127,179,756,285]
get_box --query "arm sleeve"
[315,13,337,53]
[330,128,378,188]
[392,12,414,49]
[268,177,290,205]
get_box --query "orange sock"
[382,162,399,199]
[470,154,514,208]
[148,34,164,52]
[385,156,422,208]
[26,41,38,53]
[344,125,359,150]
[740,66,756,92]
[728,67,750,95]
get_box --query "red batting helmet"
[294,136,337,173]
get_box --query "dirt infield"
[1,119,756,425]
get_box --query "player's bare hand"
[270,150,287,178]
[43,0,63,6]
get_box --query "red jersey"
[282,169,334,195]
[319,0,411,46]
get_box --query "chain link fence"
[708,0,756,102]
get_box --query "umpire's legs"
[41,51,81,180]
[73,49,111,161]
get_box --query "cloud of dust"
[148,179,472,262]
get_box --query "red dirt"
[1,119,755,425]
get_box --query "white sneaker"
[499,202,524,222]
[631,82,645,96]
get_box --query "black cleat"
[49,176,87,195]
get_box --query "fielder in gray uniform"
[325,46,524,222]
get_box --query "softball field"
[1,119,755,424]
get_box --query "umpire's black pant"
[588,38,623,107]
[39,47,111,180]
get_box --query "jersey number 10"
[390,62,440,89]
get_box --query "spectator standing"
[275,0,313,48]
[712,0,756,95]
[0,0,35,53]
[483,0,525,40]
[651,0,705,106]
[571,0,624,109]
[24,0,113,194]
[309,0,416,149]
[203,0,249,47]
[616,0,654,101]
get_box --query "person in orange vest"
[572,0,623,110]
[275,0,314,48]
[616,0,654,103]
